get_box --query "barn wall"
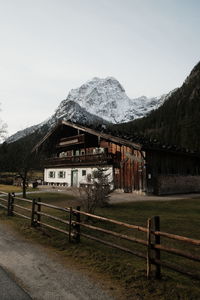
[103,141,146,192]
[146,150,200,177]
[155,175,200,195]
[146,150,200,194]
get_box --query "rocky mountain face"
[7,77,170,143]
[60,77,170,123]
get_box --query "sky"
[0,0,200,136]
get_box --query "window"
[59,152,67,158]
[58,171,66,178]
[49,171,55,178]
[93,147,105,154]
[75,150,80,156]
[82,170,86,176]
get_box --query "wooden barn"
[33,120,200,195]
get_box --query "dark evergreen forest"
[112,61,200,152]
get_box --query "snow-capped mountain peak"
[7,76,173,143]
[63,76,170,123]
[62,77,133,123]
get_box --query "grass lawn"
[0,184,36,194]
[0,184,25,193]
[0,190,199,300]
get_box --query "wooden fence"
[0,191,199,280]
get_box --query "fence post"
[11,194,14,216]
[75,206,80,243]
[31,199,37,227]
[7,193,11,216]
[37,198,41,226]
[147,218,152,279]
[68,207,72,242]
[8,193,15,216]
[154,216,161,279]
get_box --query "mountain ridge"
[7,76,171,143]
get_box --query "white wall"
[44,166,113,188]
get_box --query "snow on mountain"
[47,100,106,127]
[6,101,106,143]
[6,123,42,143]
[60,77,171,123]
[7,77,173,143]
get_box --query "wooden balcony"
[44,153,114,167]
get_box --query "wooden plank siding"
[99,140,146,192]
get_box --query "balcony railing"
[44,153,114,167]
[56,134,85,148]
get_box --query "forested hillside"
[114,62,200,152]
[0,128,45,172]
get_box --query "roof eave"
[32,120,142,153]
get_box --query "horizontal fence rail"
[0,190,199,280]
[36,201,69,212]
[153,230,200,246]
[76,221,147,245]
[151,258,200,280]
[152,244,200,262]
[0,191,8,195]
[37,221,69,235]
[80,231,147,259]
[73,208,148,232]
[37,211,69,225]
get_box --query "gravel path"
[0,223,114,300]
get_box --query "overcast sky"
[0,0,200,136]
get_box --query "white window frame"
[49,171,55,178]
[58,171,66,178]
[82,170,86,176]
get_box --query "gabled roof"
[32,120,142,152]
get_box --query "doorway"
[71,170,78,187]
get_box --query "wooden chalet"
[33,120,200,195]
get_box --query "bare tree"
[11,136,41,198]
[79,167,111,215]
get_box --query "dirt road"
[0,223,114,300]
